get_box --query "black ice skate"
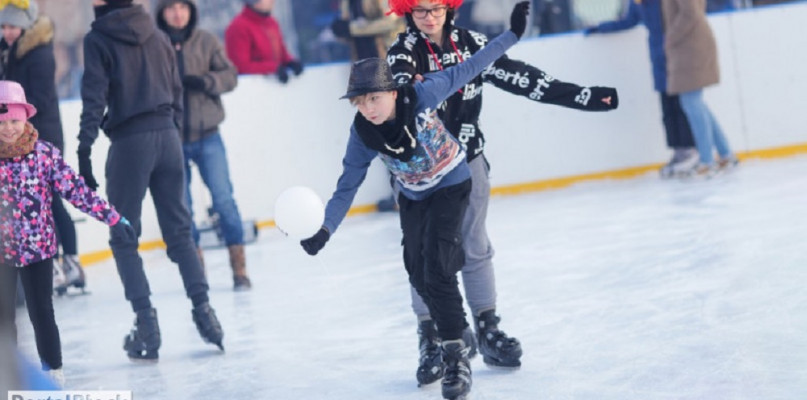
[123,308,161,362]
[475,309,522,368]
[192,302,224,351]
[441,339,472,400]
[416,319,443,386]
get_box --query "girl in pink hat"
[0,80,135,387]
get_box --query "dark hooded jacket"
[387,14,617,161]
[155,0,237,143]
[78,4,182,150]
[0,17,63,150]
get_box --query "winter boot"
[228,245,251,291]
[441,339,472,400]
[192,302,224,350]
[416,319,443,386]
[123,308,161,362]
[62,255,86,289]
[475,309,522,368]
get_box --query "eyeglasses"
[411,6,448,19]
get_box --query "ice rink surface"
[17,156,807,399]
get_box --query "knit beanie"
[0,0,39,30]
[241,0,259,6]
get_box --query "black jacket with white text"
[387,23,617,161]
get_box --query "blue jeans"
[678,90,732,165]
[183,132,244,246]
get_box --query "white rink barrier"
[57,2,806,258]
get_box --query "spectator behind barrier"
[225,0,303,83]
[330,0,404,61]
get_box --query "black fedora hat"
[340,58,401,99]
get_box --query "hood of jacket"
[91,5,156,46]
[16,16,54,58]
[155,0,198,35]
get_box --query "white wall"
[59,3,807,255]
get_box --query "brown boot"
[228,244,251,291]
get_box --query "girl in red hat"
[386,0,619,385]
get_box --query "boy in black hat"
[299,3,530,400]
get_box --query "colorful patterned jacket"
[1,139,120,267]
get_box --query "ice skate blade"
[482,356,521,370]
[417,378,441,388]
[128,356,159,364]
[127,350,159,364]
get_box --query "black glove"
[276,67,289,84]
[583,26,599,36]
[300,227,330,256]
[331,19,351,39]
[111,216,137,242]
[509,1,530,39]
[589,87,620,111]
[77,146,98,190]
[286,60,304,76]
[182,75,206,92]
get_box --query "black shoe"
[123,308,161,362]
[192,303,224,351]
[233,275,252,291]
[475,310,522,368]
[416,319,443,386]
[441,339,472,400]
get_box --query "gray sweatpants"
[106,129,208,310]
[410,156,496,318]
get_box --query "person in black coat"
[0,0,87,294]
[77,0,224,362]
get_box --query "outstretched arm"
[484,56,618,111]
[322,127,378,235]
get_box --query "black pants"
[105,129,208,311]
[660,92,695,148]
[52,193,78,255]
[398,179,472,341]
[1,259,62,370]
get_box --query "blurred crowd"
[27,0,801,99]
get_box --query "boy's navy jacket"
[78,5,183,150]
[323,30,519,235]
[388,21,616,161]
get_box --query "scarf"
[0,122,38,158]
[353,86,418,162]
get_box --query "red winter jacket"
[225,6,294,75]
